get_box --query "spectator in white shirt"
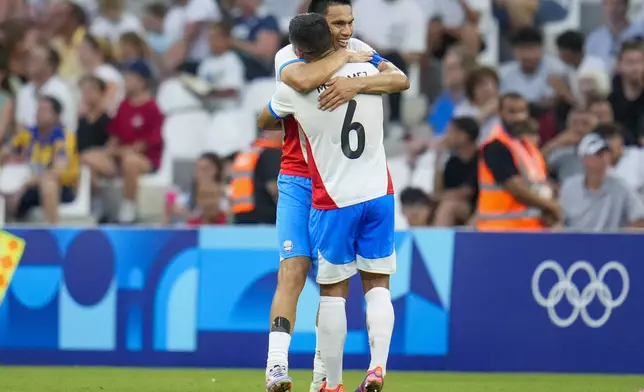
[163,0,222,74]
[143,3,172,56]
[499,27,567,107]
[79,34,125,114]
[16,42,77,131]
[197,22,245,110]
[353,0,427,130]
[553,30,608,107]
[89,0,145,45]
[455,66,500,142]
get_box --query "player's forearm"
[282,51,348,93]
[353,69,411,95]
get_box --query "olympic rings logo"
[532,260,629,328]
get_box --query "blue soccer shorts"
[276,174,313,261]
[309,194,396,285]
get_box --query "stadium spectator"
[118,32,150,63]
[455,66,500,141]
[576,61,612,108]
[555,30,607,105]
[164,152,225,224]
[422,0,485,57]
[163,0,222,74]
[427,46,475,137]
[76,75,110,219]
[4,96,78,224]
[185,182,227,226]
[0,46,14,142]
[15,41,77,132]
[585,0,644,67]
[79,34,124,114]
[559,131,644,231]
[433,117,479,227]
[230,131,282,225]
[108,60,164,224]
[608,40,644,145]
[1,19,37,92]
[49,1,88,84]
[353,0,426,133]
[588,96,615,124]
[143,3,172,56]
[196,22,245,110]
[400,187,433,227]
[476,93,560,230]
[231,0,280,81]
[90,0,145,44]
[542,108,597,184]
[500,27,568,107]
[595,123,644,195]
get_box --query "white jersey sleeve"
[274,44,304,83]
[268,83,296,119]
[347,38,376,54]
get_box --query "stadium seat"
[163,110,213,160]
[478,12,500,67]
[543,0,582,55]
[243,78,277,115]
[157,77,204,115]
[0,163,31,194]
[137,149,173,220]
[208,108,257,157]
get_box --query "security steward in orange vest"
[476,93,561,230]
[231,131,283,224]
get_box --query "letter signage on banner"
[449,232,644,374]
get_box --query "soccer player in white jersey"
[264,1,410,392]
[259,13,403,392]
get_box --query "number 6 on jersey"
[341,100,365,159]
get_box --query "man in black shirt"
[479,93,561,227]
[608,40,644,145]
[233,131,282,224]
[434,117,479,226]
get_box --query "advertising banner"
[449,232,643,373]
[0,228,452,370]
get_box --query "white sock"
[318,296,346,389]
[266,331,291,377]
[312,326,326,384]
[365,287,394,376]
[118,200,137,222]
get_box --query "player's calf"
[266,256,310,391]
[360,272,394,383]
[318,280,349,391]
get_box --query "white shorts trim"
[356,249,396,275]
[316,251,358,285]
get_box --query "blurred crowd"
[0,0,642,232]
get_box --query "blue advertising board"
[0,227,641,373]
[449,232,643,374]
[0,227,453,370]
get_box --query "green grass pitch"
[2,367,643,392]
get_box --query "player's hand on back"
[318,77,360,111]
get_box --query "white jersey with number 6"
[269,62,394,210]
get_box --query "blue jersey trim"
[268,100,288,120]
[278,58,307,76]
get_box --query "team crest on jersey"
[283,240,293,253]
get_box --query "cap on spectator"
[122,60,152,80]
[577,132,609,157]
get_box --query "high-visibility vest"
[230,138,282,214]
[476,124,548,231]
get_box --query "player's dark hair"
[308,0,351,15]
[289,13,333,59]
[451,116,480,142]
[556,30,584,53]
[510,26,543,47]
[40,95,63,116]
